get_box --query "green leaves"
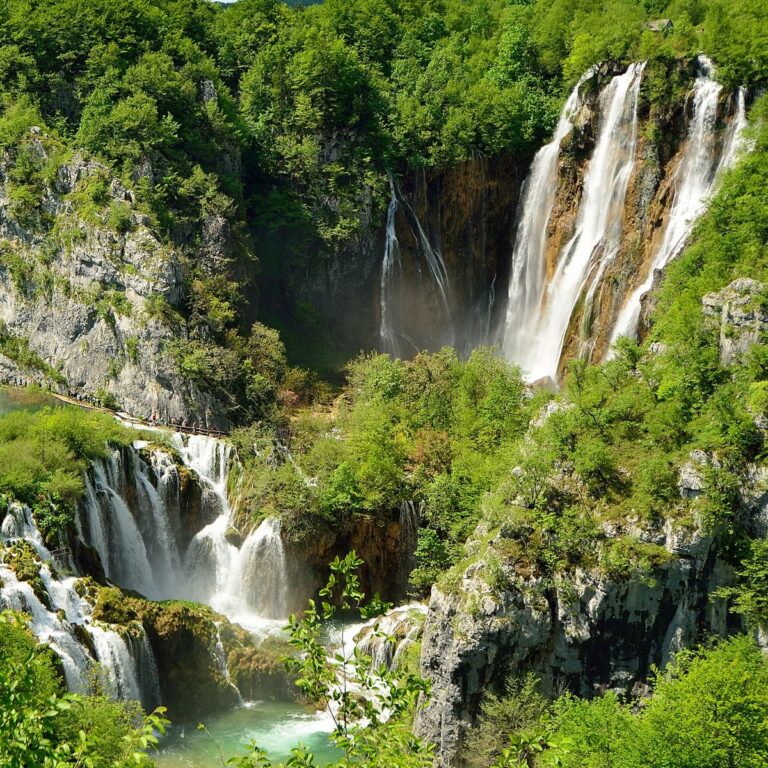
[279,552,433,767]
[0,610,169,767]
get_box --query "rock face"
[0,141,229,427]
[283,501,421,606]
[413,509,748,766]
[383,156,528,356]
[703,278,768,365]
[256,153,528,365]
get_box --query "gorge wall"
[0,144,232,427]
[259,57,746,383]
[413,477,765,766]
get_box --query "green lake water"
[155,702,340,767]
[0,386,61,415]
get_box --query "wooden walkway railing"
[49,392,229,438]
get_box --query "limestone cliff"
[412,503,754,766]
[0,132,230,427]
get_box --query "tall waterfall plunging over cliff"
[498,57,747,379]
[502,63,646,381]
[501,70,594,367]
[610,60,747,344]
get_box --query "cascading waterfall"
[175,435,291,627]
[2,429,294,708]
[0,501,160,705]
[503,62,646,381]
[213,623,244,703]
[501,69,593,365]
[77,433,292,634]
[86,456,156,598]
[134,449,182,597]
[398,501,421,594]
[89,625,144,702]
[227,518,289,621]
[353,604,428,672]
[130,626,162,710]
[610,58,747,345]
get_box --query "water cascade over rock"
[499,57,748,380]
[610,59,747,344]
[502,63,646,381]
[379,174,454,357]
[0,501,161,709]
[78,434,293,634]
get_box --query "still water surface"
[155,702,339,767]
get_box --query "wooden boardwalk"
[48,392,229,438]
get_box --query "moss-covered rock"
[3,540,51,608]
[225,635,297,702]
[87,582,296,721]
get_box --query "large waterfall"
[610,59,747,344]
[497,57,747,379]
[501,69,594,367]
[502,63,646,381]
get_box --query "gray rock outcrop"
[703,278,768,365]
[414,509,745,766]
[0,140,229,427]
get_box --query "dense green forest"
[1,0,768,766]
[1,0,765,400]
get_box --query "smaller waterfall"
[90,625,143,702]
[398,501,421,595]
[128,627,162,710]
[353,603,428,672]
[379,174,452,357]
[178,435,241,606]
[134,452,182,596]
[173,435,292,629]
[88,458,156,598]
[380,176,403,356]
[76,432,294,632]
[1,498,164,706]
[227,518,289,620]
[1,502,93,691]
[212,624,243,703]
[0,566,92,691]
[610,57,748,345]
